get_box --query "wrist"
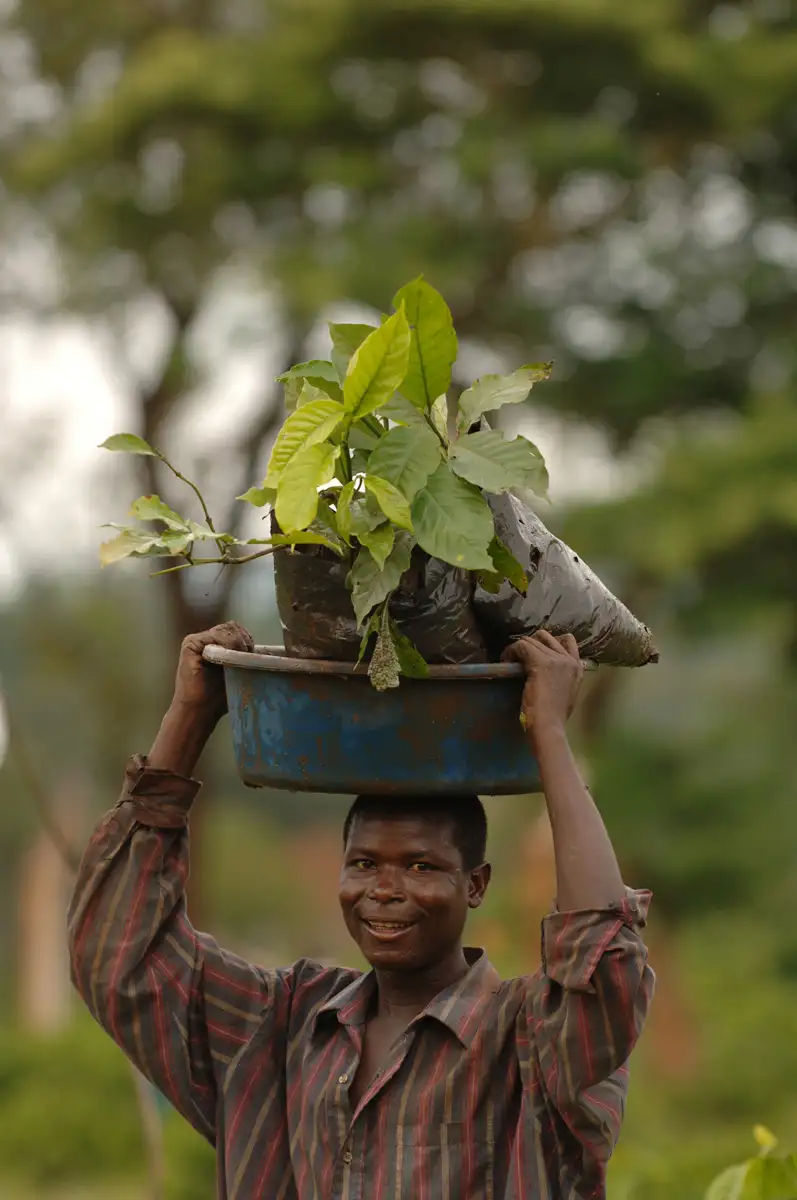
[148,701,218,776]
[169,695,222,729]
[529,718,569,756]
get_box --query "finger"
[223,621,255,652]
[502,637,546,668]
[207,621,254,652]
[533,629,565,654]
[502,638,532,664]
[558,632,580,661]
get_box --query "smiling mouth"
[362,920,416,940]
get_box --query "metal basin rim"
[203,644,527,681]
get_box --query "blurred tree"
[4,0,797,640]
[3,12,797,1167]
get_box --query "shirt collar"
[314,948,501,1048]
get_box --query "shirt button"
[342,1150,353,1165]
[338,1073,348,1084]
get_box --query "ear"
[467,862,491,910]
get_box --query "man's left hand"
[502,632,584,746]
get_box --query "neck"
[373,946,471,1019]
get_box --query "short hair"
[342,794,488,872]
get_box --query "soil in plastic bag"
[272,497,657,668]
[273,534,489,665]
[474,493,658,666]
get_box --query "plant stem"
[155,451,227,556]
[425,414,448,450]
[361,415,384,439]
[150,545,278,576]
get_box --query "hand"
[502,631,584,747]
[172,621,254,722]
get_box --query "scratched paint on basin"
[204,645,541,797]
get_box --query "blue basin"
[203,645,541,796]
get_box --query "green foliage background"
[3,0,797,1195]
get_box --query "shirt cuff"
[541,887,651,993]
[121,753,201,829]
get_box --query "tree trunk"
[136,306,306,923]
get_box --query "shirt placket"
[330,1028,416,1200]
[327,1025,364,1200]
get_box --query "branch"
[5,706,81,873]
[141,299,195,436]
[149,545,278,575]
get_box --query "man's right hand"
[172,621,254,723]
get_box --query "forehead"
[345,811,461,856]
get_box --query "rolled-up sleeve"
[67,755,279,1143]
[527,888,654,1175]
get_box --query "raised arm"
[67,622,283,1143]
[505,631,625,912]
[505,633,654,1178]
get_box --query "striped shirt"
[68,755,654,1200]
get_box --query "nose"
[367,865,406,902]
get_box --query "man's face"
[339,813,490,972]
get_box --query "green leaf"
[237,485,277,507]
[411,463,495,570]
[368,603,401,691]
[278,359,339,385]
[706,1165,748,1200]
[366,425,443,500]
[313,496,340,539]
[277,360,343,402]
[99,433,156,456]
[186,521,225,541]
[283,379,331,414]
[357,609,382,666]
[275,442,340,532]
[99,530,163,566]
[392,276,457,412]
[753,1127,779,1153]
[343,307,411,421]
[336,480,356,542]
[489,536,529,594]
[431,395,449,444]
[265,398,346,484]
[329,322,376,379]
[379,393,427,426]
[449,430,549,495]
[476,569,502,594]
[456,364,552,433]
[128,494,189,529]
[350,533,413,625]
[349,493,386,538]
[260,530,345,556]
[349,423,380,451]
[359,522,395,569]
[159,529,193,553]
[390,619,430,679]
[365,475,414,531]
[742,1156,797,1199]
[283,375,304,413]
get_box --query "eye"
[408,861,434,873]
[351,858,374,870]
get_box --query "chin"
[356,932,430,972]
[361,943,419,970]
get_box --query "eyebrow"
[345,844,457,864]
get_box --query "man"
[68,621,653,1200]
